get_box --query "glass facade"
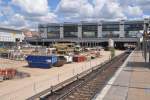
[39,27,45,33]
[124,22,143,31]
[47,26,60,38]
[102,24,119,31]
[38,20,145,39]
[82,25,97,38]
[102,31,120,38]
[64,25,78,38]
[125,31,139,38]
[102,23,120,38]
[124,22,143,38]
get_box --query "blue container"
[26,55,58,68]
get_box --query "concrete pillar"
[94,42,96,47]
[60,24,64,39]
[119,20,125,38]
[86,42,88,47]
[78,23,82,38]
[144,18,149,31]
[98,22,102,38]
[41,26,47,38]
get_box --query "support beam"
[78,23,82,38]
[60,24,64,39]
[144,18,149,31]
[98,22,102,38]
[40,26,47,38]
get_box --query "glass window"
[47,26,60,38]
[82,25,97,38]
[102,31,120,38]
[124,24,143,31]
[102,24,119,31]
[125,31,139,38]
[64,25,78,38]
[39,27,45,33]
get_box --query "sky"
[0,0,149,30]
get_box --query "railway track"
[41,53,129,100]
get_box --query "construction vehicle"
[74,45,82,54]
[52,43,75,54]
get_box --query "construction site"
[0,17,150,100]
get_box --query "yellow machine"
[53,43,75,54]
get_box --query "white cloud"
[3,12,58,30]
[56,0,94,19]
[0,0,149,30]
[12,0,49,15]
[56,0,126,21]
[136,0,150,14]
[1,13,28,29]
[79,2,94,18]
[93,0,106,17]
[38,12,58,23]
[26,12,58,23]
[127,6,143,16]
[118,0,149,15]
[94,0,126,19]
[11,14,27,26]
[0,0,58,30]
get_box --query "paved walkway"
[94,50,150,100]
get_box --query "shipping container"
[73,55,86,62]
[26,55,57,68]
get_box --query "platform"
[94,50,150,100]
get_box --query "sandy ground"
[0,50,124,100]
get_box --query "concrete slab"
[103,86,128,100]
[112,71,131,86]
[127,88,150,100]
[130,82,150,89]
[102,70,131,100]
[130,71,150,84]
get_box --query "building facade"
[39,19,150,39]
[29,19,150,48]
[0,27,24,47]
